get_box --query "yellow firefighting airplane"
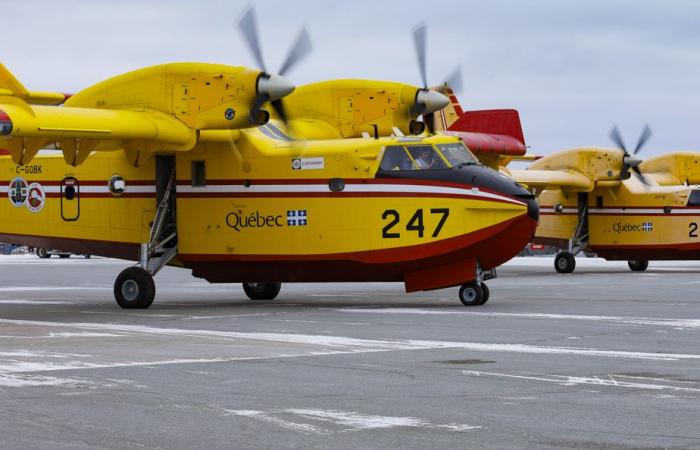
[0,11,538,308]
[436,93,700,274]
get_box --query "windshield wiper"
[454,161,479,169]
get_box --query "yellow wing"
[506,168,594,191]
[0,96,196,165]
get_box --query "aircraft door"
[60,177,80,221]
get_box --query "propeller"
[409,23,457,135]
[609,125,652,186]
[238,6,312,125]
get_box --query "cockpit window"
[379,145,413,171]
[379,142,476,172]
[436,143,478,166]
[406,145,447,170]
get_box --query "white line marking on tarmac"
[0,287,108,292]
[222,410,328,435]
[336,308,700,330]
[224,408,481,434]
[1,318,699,361]
[462,371,700,393]
[0,300,70,304]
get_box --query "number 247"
[382,208,449,239]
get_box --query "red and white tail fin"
[434,83,527,159]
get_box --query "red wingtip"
[62,93,73,101]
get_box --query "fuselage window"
[192,161,206,187]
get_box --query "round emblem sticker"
[224,108,235,120]
[25,182,46,213]
[8,177,28,207]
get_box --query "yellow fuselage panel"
[589,213,700,246]
[534,177,697,247]
[176,196,524,257]
[0,153,154,244]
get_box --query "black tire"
[59,254,70,259]
[628,259,648,271]
[479,282,490,305]
[37,248,50,259]
[554,251,576,274]
[243,282,281,300]
[459,282,483,306]
[84,254,91,259]
[114,267,156,309]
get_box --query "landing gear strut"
[243,282,281,300]
[554,193,590,274]
[113,158,177,309]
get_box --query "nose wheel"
[628,259,648,271]
[458,281,490,306]
[243,282,281,300]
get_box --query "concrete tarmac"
[0,255,699,449]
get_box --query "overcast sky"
[3,0,700,156]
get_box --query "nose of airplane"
[257,73,295,101]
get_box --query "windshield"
[436,143,478,166]
[379,142,477,172]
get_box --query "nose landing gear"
[459,281,490,306]
[458,265,495,306]
[242,282,282,300]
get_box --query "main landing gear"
[114,267,156,309]
[113,164,177,309]
[554,251,576,274]
[242,282,282,300]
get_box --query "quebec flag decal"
[642,222,653,232]
[287,209,308,227]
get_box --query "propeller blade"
[633,124,652,155]
[270,99,288,124]
[412,23,428,89]
[424,112,435,135]
[443,67,463,94]
[238,5,267,72]
[278,26,312,76]
[609,126,628,154]
[632,165,651,186]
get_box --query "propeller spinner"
[609,125,652,186]
[238,6,312,125]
